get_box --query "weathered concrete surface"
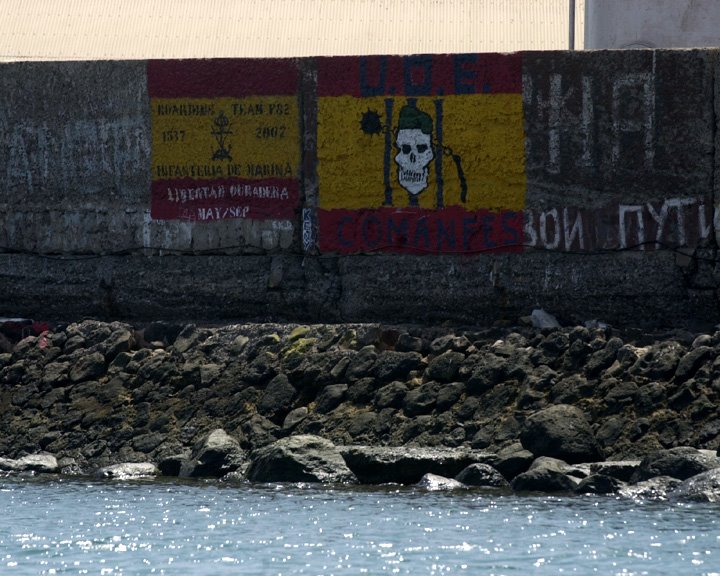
[0,253,342,322]
[0,250,716,330]
[0,61,150,254]
[523,50,714,210]
[338,252,718,330]
[0,61,298,256]
[0,52,719,328]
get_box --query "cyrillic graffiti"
[524,196,714,251]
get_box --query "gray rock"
[283,407,309,429]
[634,447,720,481]
[429,335,471,354]
[493,443,535,480]
[172,324,200,353]
[247,435,357,484]
[672,468,720,502]
[466,354,507,395]
[619,476,682,501]
[315,384,347,414]
[241,414,280,448]
[69,351,106,383]
[589,460,641,482]
[595,415,627,446]
[396,333,424,353]
[143,322,183,346]
[629,342,684,379]
[95,462,159,479]
[603,381,640,409]
[403,381,441,416]
[346,377,381,405]
[574,474,624,494]
[180,429,246,478]
[436,382,465,411]
[584,337,623,376]
[426,351,465,382]
[257,374,296,422]
[374,381,408,409]
[372,351,423,383]
[346,411,378,439]
[417,473,466,491]
[691,334,712,349]
[520,404,605,464]
[338,445,496,484]
[345,346,378,380]
[158,452,190,476]
[455,463,510,488]
[674,346,713,383]
[132,432,165,454]
[102,328,135,362]
[511,467,577,492]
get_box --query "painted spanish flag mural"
[147,59,300,222]
[317,54,526,253]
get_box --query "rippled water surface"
[1,477,719,575]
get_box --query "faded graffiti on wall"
[147,59,301,222]
[524,196,715,252]
[316,54,526,254]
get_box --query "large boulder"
[672,468,720,502]
[247,435,357,484]
[511,467,577,493]
[179,429,246,478]
[619,476,682,501]
[633,447,720,482]
[510,456,585,493]
[589,460,641,482]
[520,404,605,464]
[69,351,107,383]
[257,374,296,423]
[455,463,511,489]
[574,474,624,495]
[338,445,497,485]
[492,442,534,480]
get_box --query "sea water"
[1,477,719,575]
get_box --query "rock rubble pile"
[2,319,720,499]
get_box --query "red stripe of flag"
[147,59,299,98]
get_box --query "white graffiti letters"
[526,196,712,252]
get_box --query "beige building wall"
[1,0,584,61]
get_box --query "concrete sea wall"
[1,51,718,327]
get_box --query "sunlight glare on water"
[1,477,719,575]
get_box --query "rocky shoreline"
[3,319,720,500]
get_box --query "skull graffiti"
[395,128,434,195]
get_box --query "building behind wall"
[585,0,720,49]
[0,0,585,61]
